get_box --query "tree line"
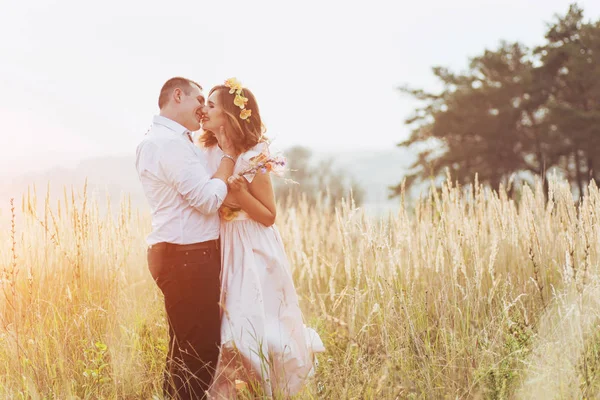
[392,4,600,198]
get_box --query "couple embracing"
[136,77,324,399]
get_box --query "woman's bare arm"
[229,172,276,227]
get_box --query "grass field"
[2,177,600,399]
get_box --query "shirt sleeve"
[158,140,228,215]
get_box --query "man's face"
[176,85,205,132]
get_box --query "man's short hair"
[158,77,203,109]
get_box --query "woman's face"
[201,90,229,135]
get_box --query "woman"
[200,78,324,398]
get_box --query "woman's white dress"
[204,143,325,398]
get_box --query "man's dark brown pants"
[148,240,221,400]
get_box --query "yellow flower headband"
[224,77,252,122]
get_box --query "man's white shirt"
[136,115,227,245]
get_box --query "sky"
[1,0,600,175]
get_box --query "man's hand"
[227,174,248,192]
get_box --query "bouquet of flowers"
[237,147,288,178]
[219,145,294,222]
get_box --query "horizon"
[0,144,410,180]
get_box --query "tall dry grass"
[2,176,600,399]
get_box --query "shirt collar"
[152,115,190,137]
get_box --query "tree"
[534,4,600,196]
[392,4,600,198]
[392,42,545,193]
[273,146,365,208]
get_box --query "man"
[136,77,237,399]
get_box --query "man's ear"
[172,88,183,104]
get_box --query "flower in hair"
[225,78,243,94]
[240,109,252,120]
[225,77,252,123]
[234,93,248,109]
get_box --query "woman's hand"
[214,126,236,157]
[214,126,228,148]
[215,126,236,158]
[227,174,248,193]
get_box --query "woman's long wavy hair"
[200,85,267,154]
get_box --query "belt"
[149,239,219,253]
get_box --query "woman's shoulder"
[240,141,270,163]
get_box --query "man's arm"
[159,140,235,215]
